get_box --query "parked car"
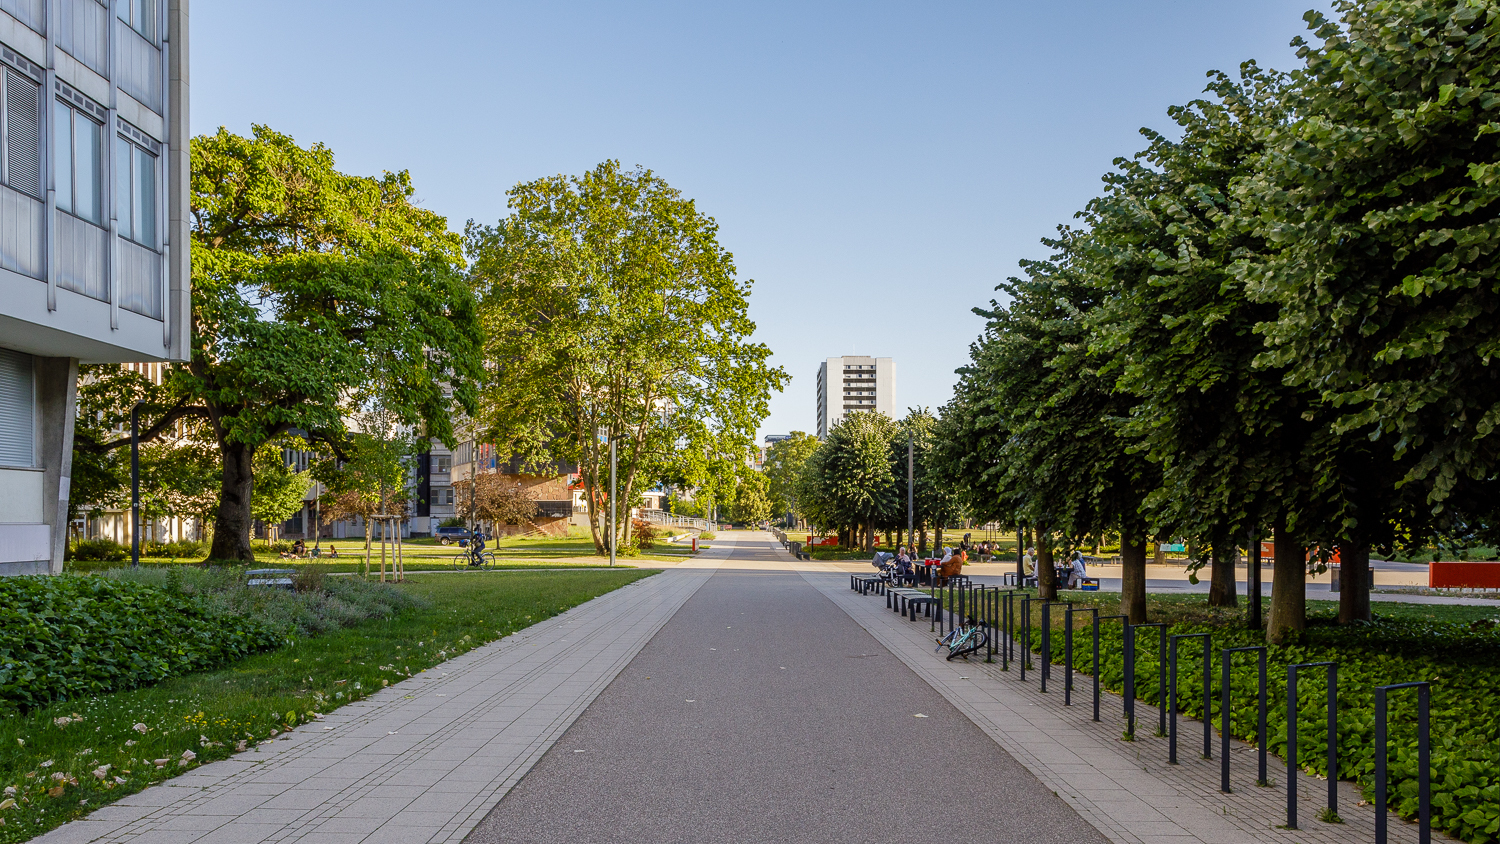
[435,526,472,546]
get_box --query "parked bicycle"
[936,615,989,661]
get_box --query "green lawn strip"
[1003,592,1500,843]
[0,569,656,843]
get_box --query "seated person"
[327,545,339,558]
[1067,550,1087,588]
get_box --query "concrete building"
[815,356,895,438]
[0,0,189,575]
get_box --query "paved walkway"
[466,544,1103,844]
[36,531,1459,844]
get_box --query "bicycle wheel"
[480,551,497,569]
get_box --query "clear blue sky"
[193,0,1331,442]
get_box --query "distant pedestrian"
[1068,550,1087,588]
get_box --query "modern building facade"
[815,356,895,438]
[0,0,188,575]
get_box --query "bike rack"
[1064,606,1098,707]
[999,589,1016,671]
[1286,661,1337,829]
[1168,633,1212,764]
[1039,600,1071,693]
[1124,622,1167,740]
[1092,613,1127,723]
[1220,646,1268,792]
[1019,595,1033,681]
[1375,682,1430,844]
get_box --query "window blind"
[0,348,35,467]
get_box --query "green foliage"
[84,125,483,562]
[466,161,787,554]
[1238,1,1500,516]
[721,463,771,525]
[763,431,819,520]
[250,441,312,529]
[798,411,899,536]
[0,576,282,714]
[1036,608,1500,842]
[66,539,128,562]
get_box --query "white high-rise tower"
[816,356,895,438]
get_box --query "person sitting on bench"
[1067,550,1087,589]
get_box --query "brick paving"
[31,554,726,844]
[797,542,1456,844]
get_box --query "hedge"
[1035,612,1500,843]
[0,575,284,714]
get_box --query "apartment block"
[0,0,189,574]
[815,356,895,438]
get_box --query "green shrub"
[439,516,465,528]
[1035,611,1500,843]
[0,575,283,714]
[698,531,716,540]
[140,539,206,558]
[102,566,424,639]
[67,539,127,562]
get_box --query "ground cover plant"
[0,576,282,714]
[1013,593,1500,843]
[0,569,655,841]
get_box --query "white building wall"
[816,355,896,438]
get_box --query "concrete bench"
[886,587,940,621]
[247,568,296,589]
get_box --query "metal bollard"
[1375,682,1430,844]
[1286,662,1337,829]
[1065,606,1099,707]
[1039,601,1072,693]
[1220,646,1268,792]
[1093,614,1128,723]
[1168,633,1212,764]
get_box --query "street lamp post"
[907,433,913,549]
[610,434,616,568]
[130,401,144,568]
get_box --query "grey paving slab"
[31,557,725,844]
[466,536,1108,844]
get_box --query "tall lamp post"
[130,401,144,568]
[906,433,913,550]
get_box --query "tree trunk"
[1153,542,1165,566]
[207,441,256,562]
[1036,525,1058,601]
[896,527,903,550]
[934,523,944,556]
[1121,529,1148,623]
[1266,515,1305,644]
[1208,526,1238,608]
[1017,526,1025,580]
[1338,540,1372,624]
[918,525,928,558]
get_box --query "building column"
[37,357,78,575]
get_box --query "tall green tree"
[467,161,786,554]
[763,432,819,525]
[798,411,899,549]
[1236,0,1500,624]
[76,127,481,562]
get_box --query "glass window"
[115,135,156,246]
[119,0,155,41]
[54,101,102,224]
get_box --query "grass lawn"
[64,531,701,574]
[0,568,656,842]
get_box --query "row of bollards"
[911,576,1432,842]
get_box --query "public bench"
[247,568,295,589]
[886,586,940,621]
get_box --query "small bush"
[699,531,716,541]
[140,539,206,558]
[439,516,465,528]
[631,518,658,549]
[0,575,282,714]
[67,539,127,562]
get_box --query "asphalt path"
[466,539,1108,844]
